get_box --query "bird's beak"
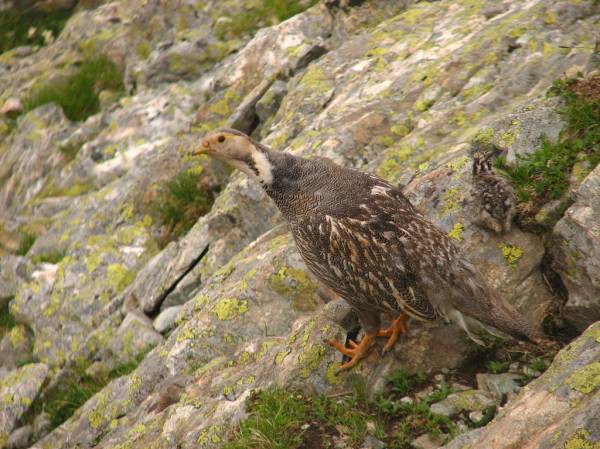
[194,139,211,155]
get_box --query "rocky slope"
[0,0,599,448]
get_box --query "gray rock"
[550,164,600,330]
[7,425,32,449]
[0,364,48,438]
[0,325,33,370]
[0,256,24,304]
[430,390,497,417]
[475,373,522,398]
[442,322,600,449]
[31,411,51,441]
[255,79,288,124]
[412,433,446,449]
[107,311,164,365]
[361,434,386,449]
[153,305,183,334]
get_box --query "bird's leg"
[327,308,380,370]
[377,311,408,353]
[328,333,376,370]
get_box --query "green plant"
[0,7,74,54]
[24,350,149,430]
[529,358,549,373]
[495,75,600,225]
[387,368,427,396]
[153,170,216,244]
[0,300,17,338]
[32,250,66,264]
[24,56,125,122]
[424,381,451,404]
[214,0,318,40]
[486,360,509,374]
[16,232,36,256]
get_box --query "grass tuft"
[215,0,318,40]
[16,232,36,256]
[31,250,66,265]
[24,56,124,122]
[24,350,149,430]
[0,300,17,338]
[152,169,217,245]
[224,370,456,449]
[0,7,74,54]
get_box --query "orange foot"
[377,312,408,353]
[327,333,375,371]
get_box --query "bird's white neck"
[229,146,274,186]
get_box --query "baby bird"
[196,129,542,370]
[471,143,517,233]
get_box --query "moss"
[24,56,125,122]
[566,362,600,394]
[564,429,600,449]
[212,298,249,321]
[498,243,523,268]
[0,7,74,53]
[447,223,464,242]
[269,266,319,312]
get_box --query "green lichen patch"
[24,55,125,122]
[566,362,600,394]
[269,265,319,312]
[564,429,600,449]
[440,187,461,216]
[498,243,523,268]
[212,298,249,321]
[447,223,464,242]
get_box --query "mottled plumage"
[471,144,517,233]
[197,130,542,369]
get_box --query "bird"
[196,129,543,370]
[471,143,517,234]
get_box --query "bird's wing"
[295,182,437,321]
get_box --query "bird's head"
[471,142,501,175]
[196,129,273,185]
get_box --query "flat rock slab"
[0,363,48,442]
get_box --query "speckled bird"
[196,129,542,369]
[471,143,517,234]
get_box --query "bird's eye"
[217,135,225,143]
